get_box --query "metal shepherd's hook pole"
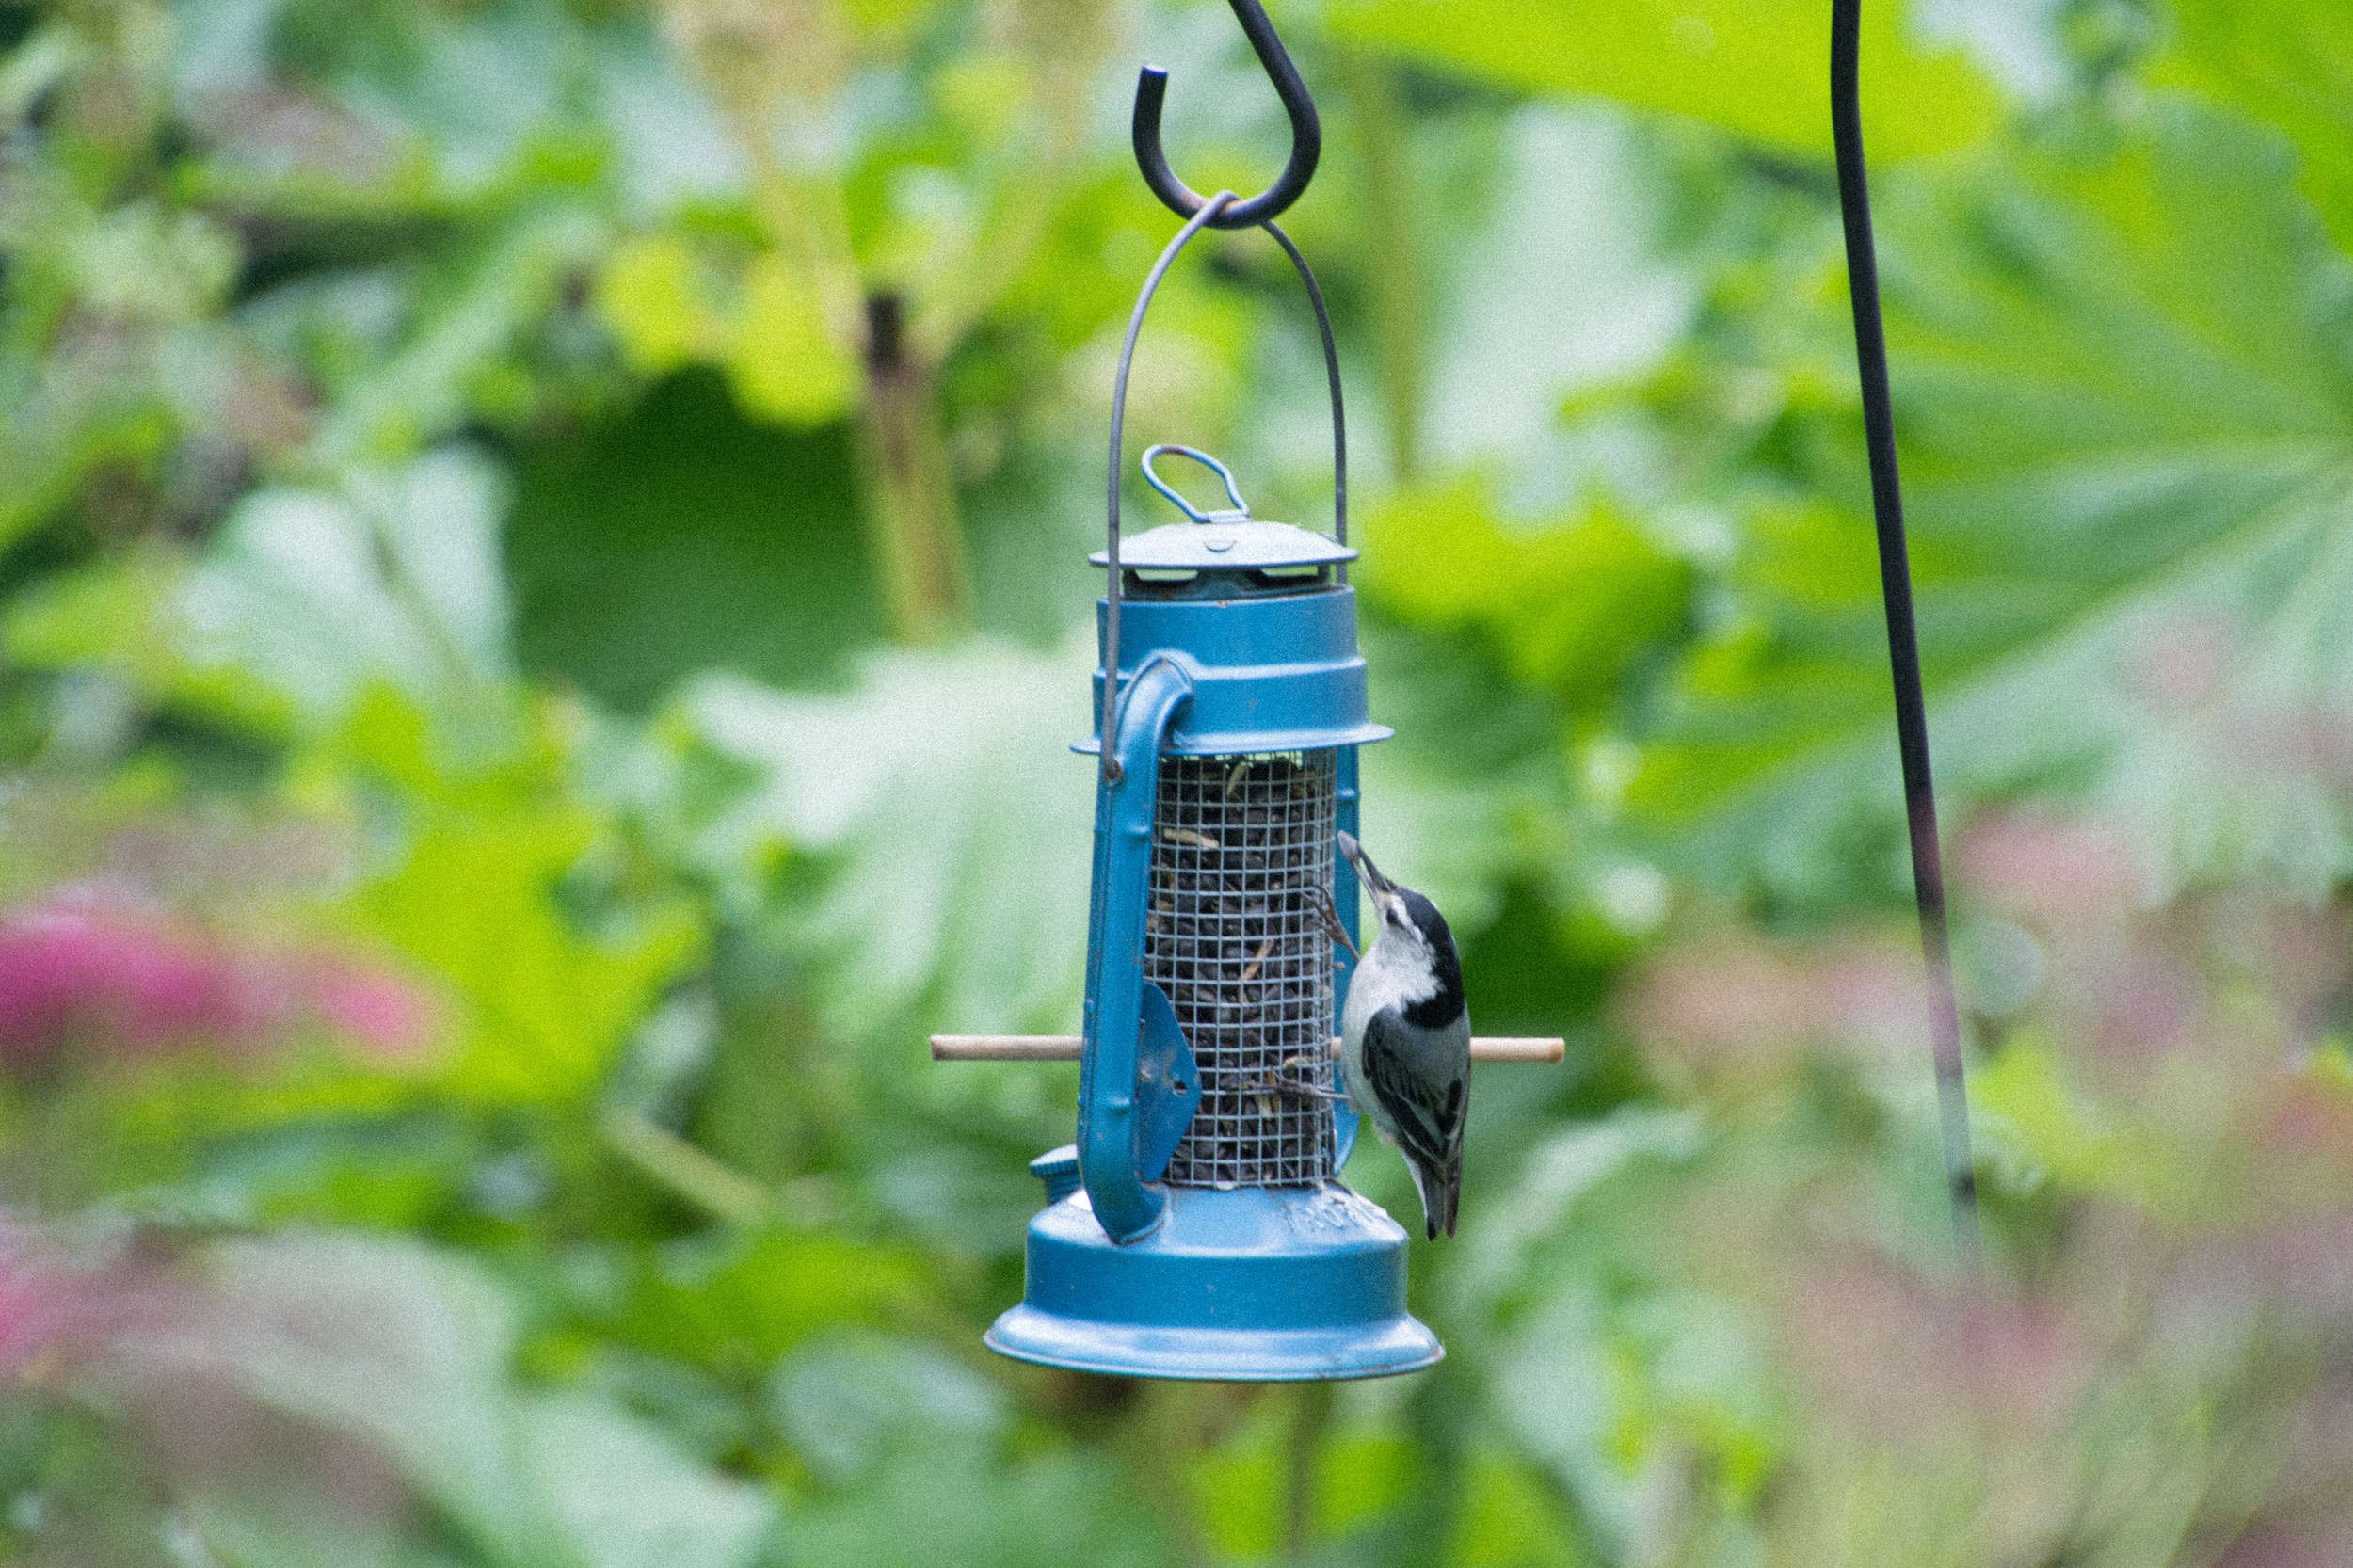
[1830,0,1983,1278]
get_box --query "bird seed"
[1147,751,1339,1187]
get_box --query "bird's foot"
[1236,1073,1348,1103]
[1306,882,1360,962]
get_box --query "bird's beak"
[1336,830,1391,898]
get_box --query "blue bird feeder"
[975,438,1441,1382]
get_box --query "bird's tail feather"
[1407,1157,1464,1240]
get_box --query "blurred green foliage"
[5,0,2353,1563]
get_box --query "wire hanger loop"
[1132,0,1321,231]
[1142,444,1252,521]
[1097,195,1349,783]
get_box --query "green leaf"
[596,237,864,429]
[727,252,863,428]
[1354,620,1577,937]
[4,546,296,734]
[1328,0,2003,161]
[0,195,235,547]
[159,1234,774,1568]
[677,632,1097,1042]
[309,205,609,466]
[506,372,878,712]
[175,1232,567,1568]
[766,1329,1004,1487]
[520,1393,774,1568]
[616,1230,929,1371]
[1453,1449,1585,1568]
[181,1494,437,1568]
[1453,1106,1707,1318]
[8,446,533,757]
[1634,102,2353,902]
[1416,104,1700,472]
[185,0,592,210]
[598,235,725,375]
[584,20,746,217]
[780,1450,1163,1568]
[1460,1111,1773,1561]
[1363,477,1690,695]
[1970,1037,2119,1195]
[179,449,516,733]
[9,444,696,1105]
[2159,0,2353,254]
[324,687,703,1106]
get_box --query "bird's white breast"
[1338,928,1436,1103]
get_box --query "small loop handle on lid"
[1142,444,1250,522]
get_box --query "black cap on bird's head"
[1337,831,1465,1032]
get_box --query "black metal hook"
[1132,0,1321,230]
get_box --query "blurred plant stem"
[1284,1380,1334,1557]
[1337,50,1429,482]
[856,292,973,643]
[1394,1358,1473,1563]
[1119,1383,1216,1568]
[665,0,1109,643]
[601,1106,774,1226]
[740,160,972,642]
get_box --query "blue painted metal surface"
[1079,588,1392,758]
[987,1186,1442,1381]
[993,528,1433,1381]
[1079,654,1196,1242]
[1133,982,1200,1183]
[1029,1145,1082,1204]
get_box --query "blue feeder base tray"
[986,1183,1442,1382]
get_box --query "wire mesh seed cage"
[1152,752,1339,1190]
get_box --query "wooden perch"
[931,1035,1564,1064]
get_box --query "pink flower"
[306,958,435,1057]
[0,1240,80,1378]
[1623,930,1922,1091]
[0,897,434,1065]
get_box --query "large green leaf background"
[673,632,1099,1046]
[2162,0,2353,251]
[129,1233,776,1568]
[1324,1,2353,918]
[1329,0,2002,160]
[1632,101,2353,904]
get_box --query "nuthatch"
[1330,831,1469,1240]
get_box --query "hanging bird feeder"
[990,434,1427,1382]
[928,0,1561,1383]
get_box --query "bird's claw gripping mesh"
[1147,751,1338,1186]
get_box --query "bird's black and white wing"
[1359,1006,1468,1238]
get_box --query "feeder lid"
[1093,519,1355,572]
[1094,443,1356,574]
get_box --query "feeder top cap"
[1097,442,1357,572]
[1094,518,1355,571]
